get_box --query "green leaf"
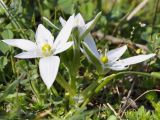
[151,72,160,79]
[58,0,77,14]
[0,41,10,54]
[1,30,14,39]
[0,79,19,102]
[42,17,60,30]
[145,91,157,102]
[107,115,117,120]
[79,1,96,20]
[0,56,8,71]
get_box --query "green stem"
[30,80,41,103]
[11,55,16,74]
[69,71,76,91]
[81,81,98,98]
[95,71,153,94]
[116,71,153,77]
[56,73,76,96]
[81,71,155,107]
[51,86,59,97]
[95,74,116,93]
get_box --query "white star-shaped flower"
[59,13,100,60]
[83,42,155,71]
[3,15,74,89]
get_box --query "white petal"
[75,13,86,26]
[84,34,100,58]
[39,56,60,89]
[54,15,74,47]
[2,39,37,51]
[109,64,128,71]
[15,50,42,59]
[107,45,127,63]
[115,54,156,66]
[54,41,73,55]
[85,19,94,30]
[84,12,101,35]
[75,13,86,35]
[35,24,54,46]
[59,16,66,27]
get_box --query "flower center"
[100,55,108,64]
[42,43,52,56]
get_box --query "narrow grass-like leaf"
[0,73,26,102]
[82,42,103,73]
[42,17,60,30]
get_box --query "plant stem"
[51,86,59,97]
[69,72,76,91]
[81,71,155,107]
[56,73,76,96]
[30,80,41,103]
[95,74,116,93]
[116,71,153,77]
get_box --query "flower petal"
[107,45,127,63]
[15,50,42,59]
[35,24,54,46]
[75,13,86,35]
[85,20,94,30]
[2,39,37,51]
[85,12,102,31]
[81,12,101,38]
[84,34,100,58]
[54,15,74,47]
[39,56,60,89]
[54,41,73,55]
[59,14,87,36]
[59,16,66,27]
[108,64,128,71]
[115,54,156,66]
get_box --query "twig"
[107,103,122,120]
[127,0,148,21]
[120,89,160,118]
[35,108,52,119]
[118,80,137,114]
[92,31,148,52]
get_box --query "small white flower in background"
[83,41,156,71]
[2,15,74,89]
[59,13,155,71]
[59,13,100,57]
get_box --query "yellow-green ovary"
[42,44,52,56]
[100,56,108,64]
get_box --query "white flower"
[2,15,74,89]
[59,13,100,57]
[83,41,156,71]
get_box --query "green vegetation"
[0,0,160,119]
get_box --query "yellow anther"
[136,48,144,54]
[42,43,52,56]
[100,56,108,64]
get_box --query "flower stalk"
[56,73,76,96]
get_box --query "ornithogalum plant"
[1,12,157,110]
[3,15,74,89]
